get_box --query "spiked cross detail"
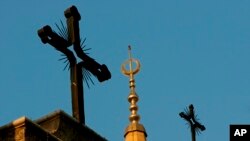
[179,104,206,141]
[37,5,111,125]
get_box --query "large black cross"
[37,5,111,124]
[179,104,206,141]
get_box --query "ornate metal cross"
[37,5,111,124]
[179,104,206,141]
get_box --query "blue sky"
[1,1,250,141]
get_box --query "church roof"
[0,110,107,141]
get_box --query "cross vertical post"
[65,6,85,124]
[70,63,85,124]
[191,125,196,141]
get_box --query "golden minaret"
[121,45,147,141]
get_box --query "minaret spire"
[122,45,147,141]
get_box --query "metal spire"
[121,45,147,141]
[121,45,141,123]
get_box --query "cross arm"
[38,25,76,66]
[78,61,111,82]
[37,25,71,48]
[179,112,192,124]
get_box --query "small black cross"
[179,104,205,141]
[37,5,111,124]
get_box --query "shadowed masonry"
[37,5,111,124]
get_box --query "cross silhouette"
[37,5,111,124]
[179,104,205,141]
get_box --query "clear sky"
[1,1,250,141]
